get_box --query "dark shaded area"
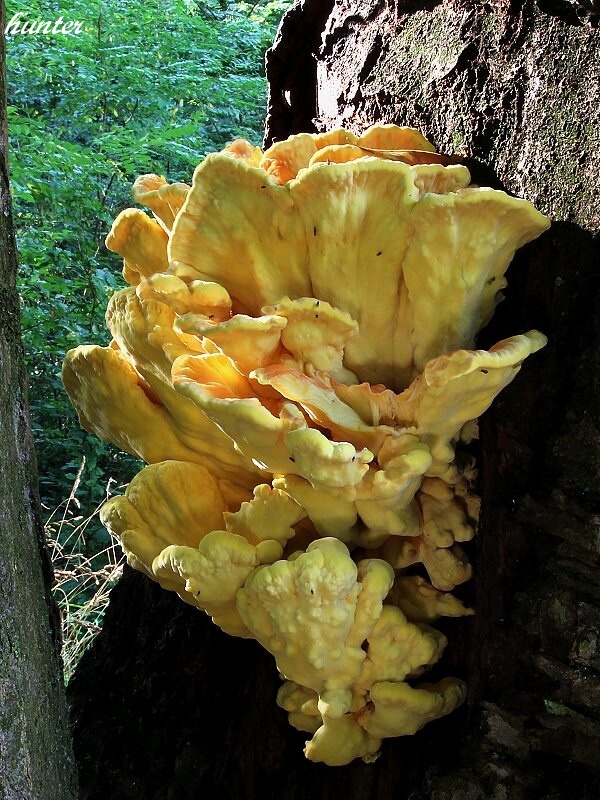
[537,0,599,27]
[470,223,600,797]
[264,0,336,146]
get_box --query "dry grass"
[44,459,125,682]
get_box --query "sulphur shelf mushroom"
[63,124,549,766]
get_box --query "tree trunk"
[69,1,600,797]
[0,4,78,797]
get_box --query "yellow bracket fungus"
[63,124,550,765]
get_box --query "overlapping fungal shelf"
[63,125,549,765]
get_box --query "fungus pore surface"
[63,125,549,766]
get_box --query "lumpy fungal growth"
[63,124,550,766]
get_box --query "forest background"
[7,0,290,675]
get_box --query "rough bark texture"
[0,4,78,797]
[69,1,600,798]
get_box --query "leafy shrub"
[7,0,289,515]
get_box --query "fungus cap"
[62,125,551,766]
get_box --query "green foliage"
[7,0,290,515]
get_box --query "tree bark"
[69,1,600,797]
[0,3,78,797]
[266,0,600,795]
